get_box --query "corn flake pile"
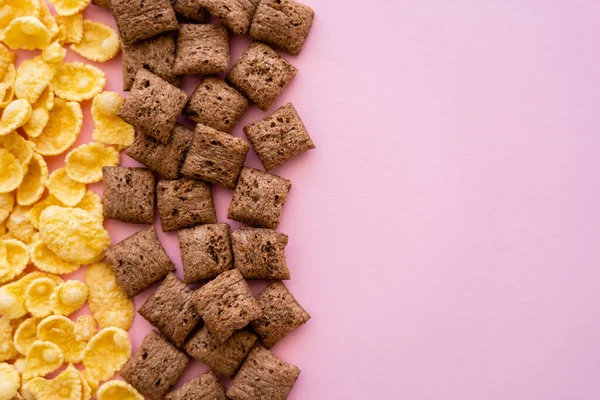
[0,1,140,399]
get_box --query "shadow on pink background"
[22,0,600,398]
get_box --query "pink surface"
[23,0,600,398]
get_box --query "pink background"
[29,0,600,398]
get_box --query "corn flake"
[85,262,134,330]
[71,21,120,62]
[76,190,103,223]
[23,363,81,400]
[0,149,23,194]
[49,0,91,17]
[29,195,64,229]
[51,280,88,316]
[46,167,86,206]
[15,56,56,106]
[42,40,67,63]
[0,0,40,36]
[0,272,62,319]
[30,240,80,275]
[65,142,119,184]
[1,16,52,51]
[52,62,106,102]
[22,340,63,381]
[3,238,29,277]
[0,316,18,362]
[37,315,87,363]
[0,44,15,80]
[0,99,32,136]
[23,86,54,138]
[39,205,110,264]
[74,315,97,342]
[56,13,83,44]
[0,64,16,109]
[25,277,59,318]
[6,205,35,242]
[0,192,14,224]
[13,317,42,356]
[97,380,143,400]
[0,131,35,168]
[0,362,19,400]
[92,92,134,148]
[17,153,48,206]
[30,97,82,156]
[37,0,59,38]
[82,327,131,382]
[79,370,92,400]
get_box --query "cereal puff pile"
[2,0,316,396]
[0,0,138,398]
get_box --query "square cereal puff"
[118,69,188,144]
[231,228,290,280]
[192,269,262,342]
[244,103,315,171]
[165,370,227,400]
[197,0,260,34]
[227,167,291,229]
[102,166,156,224]
[125,125,194,180]
[184,327,257,378]
[173,24,230,76]
[121,330,190,400]
[138,273,200,347]
[181,124,250,189]
[250,281,310,348]
[227,347,300,400]
[122,33,179,92]
[172,0,206,22]
[184,77,249,133]
[105,226,175,297]
[111,0,178,45]
[226,42,297,111]
[179,223,233,283]
[250,0,315,55]
[157,177,217,232]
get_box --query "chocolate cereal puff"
[192,269,262,342]
[122,330,190,400]
[110,0,178,45]
[165,370,227,400]
[227,168,291,229]
[92,0,110,8]
[173,24,230,76]
[125,125,194,180]
[244,103,315,171]
[171,0,206,22]
[102,166,156,224]
[249,0,314,55]
[179,223,233,283]
[157,178,217,232]
[138,273,200,347]
[251,282,310,348]
[105,226,175,297]
[118,69,188,144]
[184,77,249,133]
[181,124,250,189]
[121,33,179,92]
[197,0,260,35]
[185,327,257,378]
[227,347,300,400]
[231,228,290,280]
[226,42,297,111]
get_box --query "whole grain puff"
[196,0,260,34]
[102,166,156,224]
[110,0,178,45]
[157,178,217,231]
[173,24,230,76]
[165,370,227,400]
[231,228,290,280]
[171,0,206,22]
[179,223,234,283]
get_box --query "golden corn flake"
[51,280,88,316]
[74,315,97,342]
[79,370,92,400]
[37,0,59,37]
[71,21,120,62]
[23,85,53,138]
[82,327,131,382]
[76,190,103,223]
[23,363,82,400]
[81,369,98,396]
[0,99,32,136]
[0,362,19,400]
[97,380,143,400]
[13,317,41,356]
[49,0,91,17]
[25,277,58,318]
[0,149,23,194]
[0,316,18,362]
[17,153,48,206]
[30,97,82,156]
[3,238,29,277]
[0,192,14,224]
[6,205,35,242]
[0,0,40,36]
[0,64,16,109]
[0,43,15,80]
[1,16,52,51]
[46,167,86,206]
[42,40,67,63]
[0,272,62,319]
[39,205,110,264]
[85,262,134,331]
[0,131,35,168]
[22,340,63,381]
[15,56,56,106]
[65,142,119,184]
[37,315,87,363]
[56,13,83,44]
[52,62,106,102]
[30,240,81,275]
[92,92,134,148]
[29,195,64,229]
